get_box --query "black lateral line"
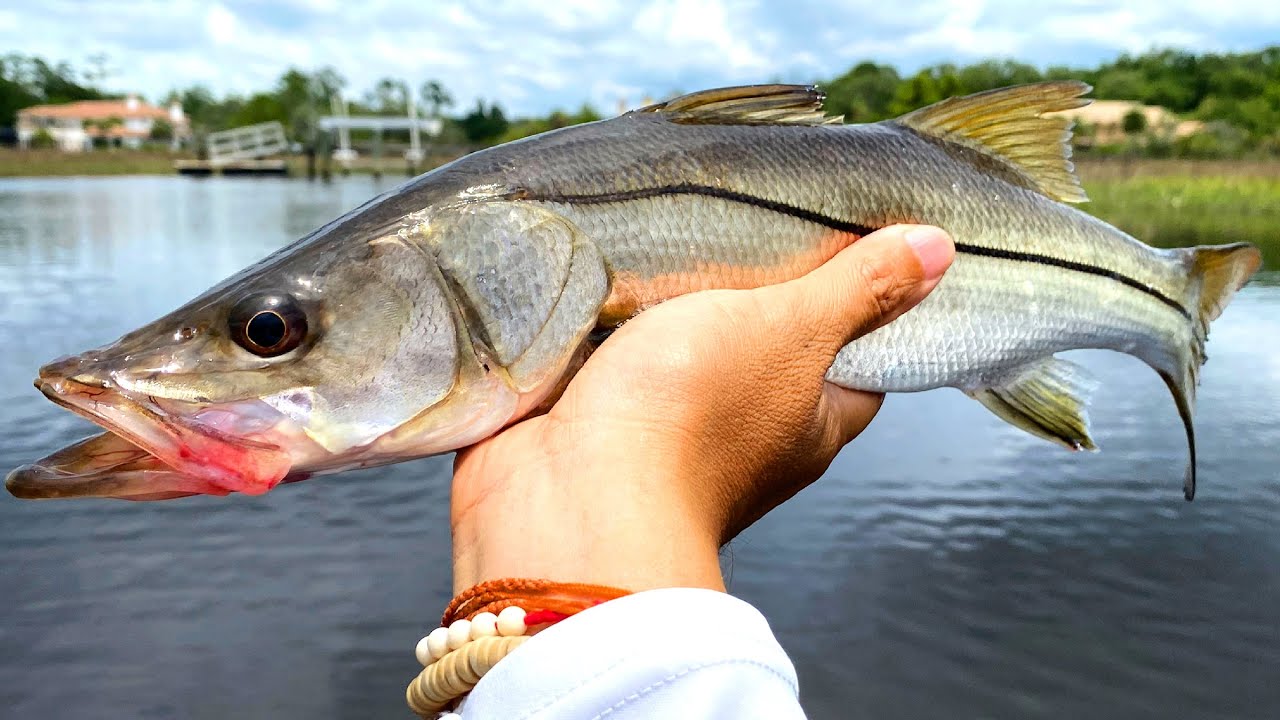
[530,184,1191,320]
[530,184,877,236]
[954,244,1190,319]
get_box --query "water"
[0,176,1276,719]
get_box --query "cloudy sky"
[3,0,1278,116]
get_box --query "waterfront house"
[16,94,190,151]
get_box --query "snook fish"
[6,81,1261,501]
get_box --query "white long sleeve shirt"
[454,588,806,719]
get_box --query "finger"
[818,384,885,446]
[759,224,954,353]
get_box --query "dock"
[175,121,290,177]
[174,158,288,176]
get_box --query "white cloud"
[204,4,238,46]
[633,0,767,73]
[1,0,1276,117]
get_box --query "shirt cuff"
[458,587,803,719]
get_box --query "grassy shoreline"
[0,148,192,176]
[1081,173,1280,267]
[0,148,470,178]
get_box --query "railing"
[206,121,288,163]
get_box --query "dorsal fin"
[894,81,1092,203]
[634,84,841,126]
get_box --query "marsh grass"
[0,148,469,179]
[1080,169,1280,269]
[0,148,191,176]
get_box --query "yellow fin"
[1162,242,1261,501]
[967,357,1098,451]
[1188,243,1262,328]
[634,84,841,126]
[895,81,1091,203]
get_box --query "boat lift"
[319,94,443,173]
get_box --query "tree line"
[2,46,1277,156]
[820,48,1280,157]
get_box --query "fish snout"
[37,353,114,392]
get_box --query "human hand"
[449,225,954,593]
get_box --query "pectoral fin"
[967,357,1098,451]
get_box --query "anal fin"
[967,357,1099,451]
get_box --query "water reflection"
[0,177,1276,719]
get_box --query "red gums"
[162,430,291,495]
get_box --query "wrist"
[450,437,726,594]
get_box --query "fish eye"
[229,293,308,357]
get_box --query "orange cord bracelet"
[406,579,633,717]
[442,578,633,626]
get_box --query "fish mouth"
[6,374,293,501]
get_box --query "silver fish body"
[7,82,1260,500]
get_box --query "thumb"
[762,224,954,353]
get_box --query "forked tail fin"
[1165,242,1262,500]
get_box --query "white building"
[16,94,190,151]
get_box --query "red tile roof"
[18,99,183,122]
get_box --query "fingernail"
[904,226,954,281]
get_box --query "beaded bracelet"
[405,579,633,717]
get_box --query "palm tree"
[419,80,453,118]
[366,78,409,115]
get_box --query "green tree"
[1122,109,1147,134]
[419,80,453,117]
[278,68,319,143]
[822,62,900,122]
[571,103,602,124]
[176,85,218,128]
[149,118,174,142]
[311,66,346,109]
[231,93,285,127]
[0,53,103,126]
[170,67,345,140]
[1043,65,1083,81]
[956,59,1042,92]
[889,65,963,115]
[367,77,409,115]
[276,69,313,119]
[1094,68,1148,99]
[0,69,39,126]
[30,127,55,149]
[460,101,509,144]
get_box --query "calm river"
[0,176,1276,719]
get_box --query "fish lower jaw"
[5,432,237,500]
[26,378,294,498]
